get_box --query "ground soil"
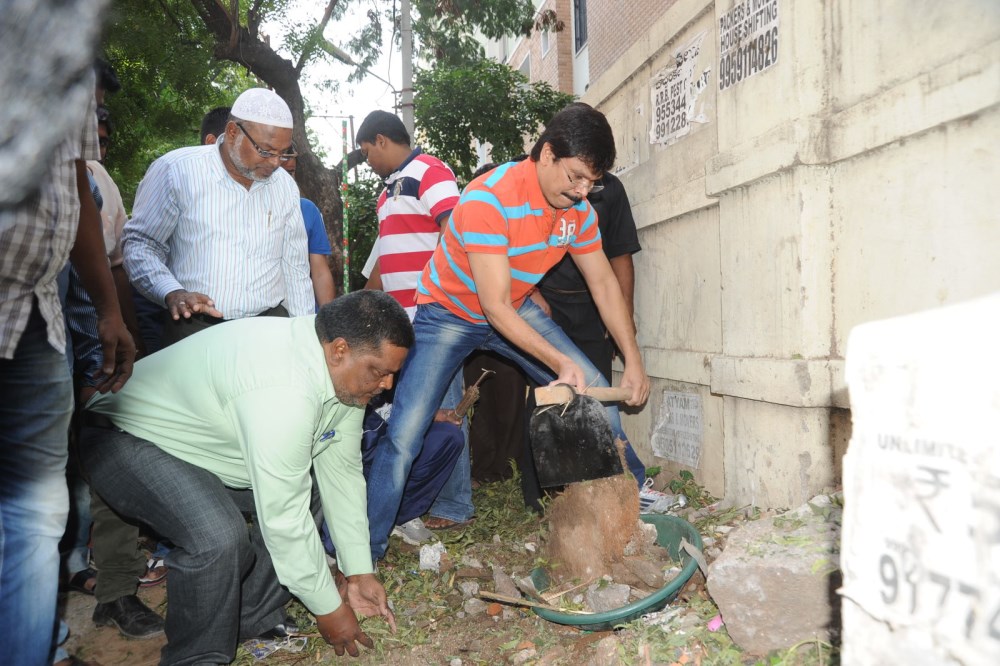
[62,534,703,666]
[61,482,762,666]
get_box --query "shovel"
[529,384,632,487]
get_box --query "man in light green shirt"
[80,290,411,664]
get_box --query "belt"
[539,286,589,296]
[80,411,120,431]
[191,304,287,326]
[191,313,226,326]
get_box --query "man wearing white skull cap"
[122,88,314,345]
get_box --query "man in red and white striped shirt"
[360,111,459,318]
[357,111,473,540]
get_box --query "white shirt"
[87,161,127,267]
[123,142,313,319]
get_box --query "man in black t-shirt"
[531,171,641,382]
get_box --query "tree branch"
[191,0,234,41]
[294,0,340,73]
[247,0,263,35]
[228,0,240,52]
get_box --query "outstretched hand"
[346,573,397,633]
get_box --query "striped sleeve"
[122,158,185,305]
[568,201,602,254]
[418,161,460,223]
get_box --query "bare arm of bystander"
[70,160,134,393]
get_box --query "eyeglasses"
[236,122,297,162]
[559,160,604,194]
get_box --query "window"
[541,29,550,55]
[519,54,531,78]
[574,0,588,52]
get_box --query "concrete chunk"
[706,494,841,653]
[585,581,632,613]
[622,556,664,588]
[491,566,521,599]
[463,598,487,616]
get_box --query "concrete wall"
[583,0,1000,507]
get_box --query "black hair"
[315,290,414,353]
[529,102,616,175]
[471,162,498,180]
[356,110,410,147]
[200,106,232,144]
[94,57,121,94]
[96,105,113,136]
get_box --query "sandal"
[67,567,97,595]
[139,557,167,587]
[424,516,475,530]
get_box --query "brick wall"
[506,0,575,94]
[587,0,678,84]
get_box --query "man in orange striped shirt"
[365,104,650,560]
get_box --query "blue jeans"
[428,372,474,523]
[0,305,73,666]
[366,300,645,560]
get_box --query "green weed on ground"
[232,470,840,665]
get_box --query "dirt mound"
[544,471,640,581]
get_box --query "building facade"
[485,0,1000,509]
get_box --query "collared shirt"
[370,147,459,318]
[416,158,600,323]
[86,315,369,616]
[539,171,641,294]
[0,80,99,359]
[122,143,314,319]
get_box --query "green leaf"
[414,58,574,182]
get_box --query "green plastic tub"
[529,514,703,631]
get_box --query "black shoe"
[93,594,165,639]
[256,621,300,640]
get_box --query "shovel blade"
[529,395,624,487]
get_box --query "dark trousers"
[79,426,290,666]
[464,351,527,483]
[89,488,146,603]
[362,409,464,526]
[465,294,620,507]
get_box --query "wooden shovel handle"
[534,385,633,406]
